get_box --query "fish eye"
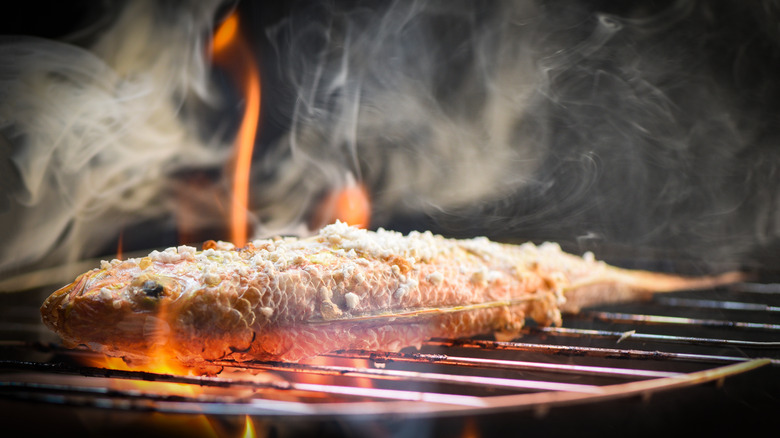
[141,280,165,298]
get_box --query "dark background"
[2,0,779,275]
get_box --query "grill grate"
[1,282,778,412]
[0,280,778,436]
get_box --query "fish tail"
[561,269,749,313]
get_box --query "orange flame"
[88,301,193,380]
[82,293,219,432]
[96,346,192,377]
[115,231,124,260]
[212,12,261,247]
[88,338,226,436]
[212,12,238,54]
[241,416,256,438]
[314,176,371,229]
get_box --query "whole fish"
[41,222,743,363]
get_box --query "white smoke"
[0,0,227,274]
[252,1,550,230]
[1,0,779,278]
[252,0,780,268]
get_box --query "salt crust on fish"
[41,222,743,364]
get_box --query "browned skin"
[40,226,745,364]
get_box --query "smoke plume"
[2,0,779,277]
[0,0,226,274]
[253,0,780,269]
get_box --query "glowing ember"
[212,11,262,247]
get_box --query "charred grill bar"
[0,279,777,436]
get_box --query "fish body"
[41,222,742,363]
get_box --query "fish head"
[40,256,195,359]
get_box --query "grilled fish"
[41,222,743,363]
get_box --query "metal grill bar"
[208,359,606,393]
[653,297,780,312]
[528,326,780,349]
[0,380,245,404]
[0,360,490,404]
[575,311,780,331]
[331,349,683,379]
[732,282,780,294]
[422,339,777,366]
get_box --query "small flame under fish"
[41,222,744,364]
